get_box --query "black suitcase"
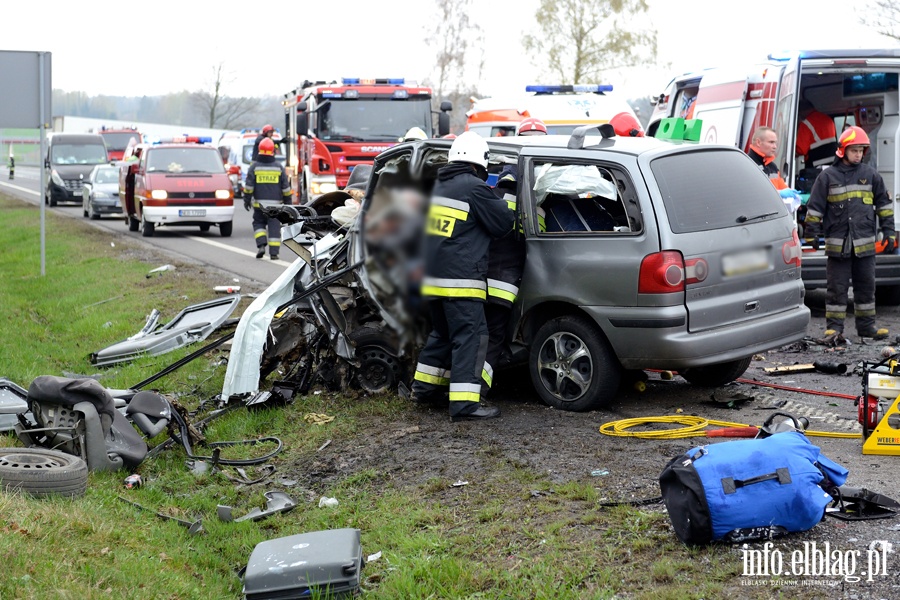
[242,528,363,599]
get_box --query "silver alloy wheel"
[536,331,593,403]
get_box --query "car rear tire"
[529,315,621,411]
[679,357,752,387]
[128,216,140,232]
[0,448,88,498]
[141,214,154,237]
[199,224,211,232]
[219,221,233,237]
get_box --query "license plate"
[179,209,206,217]
[722,248,769,276]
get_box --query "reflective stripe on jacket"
[423,162,515,300]
[804,160,893,258]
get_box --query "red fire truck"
[282,78,451,202]
[98,126,143,162]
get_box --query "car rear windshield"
[650,150,787,233]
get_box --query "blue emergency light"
[153,136,212,145]
[526,84,614,94]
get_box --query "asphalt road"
[0,166,290,288]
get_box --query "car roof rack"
[567,124,615,150]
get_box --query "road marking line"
[0,181,39,196]
[187,235,293,266]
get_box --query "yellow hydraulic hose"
[599,415,860,440]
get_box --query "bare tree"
[523,0,656,84]
[860,0,900,40]
[191,62,262,129]
[424,0,485,133]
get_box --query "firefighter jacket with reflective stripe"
[243,156,291,208]
[486,187,526,307]
[796,111,838,168]
[748,146,787,190]
[422,163,515,300]
[804,159,894,258]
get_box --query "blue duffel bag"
[659,431,848,545]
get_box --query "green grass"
[0,194,827,599]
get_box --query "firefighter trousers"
[411,298,489,417]
[252,208,281,257]
[482,302,512,397]
[825,253,876,334]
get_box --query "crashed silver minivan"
[224,130,810,412]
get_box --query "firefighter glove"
[805,236,820,252]
[885,234,896,254]
[243,197,251,211]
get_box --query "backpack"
[659,431,848,545]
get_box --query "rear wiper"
[737,212,778,223]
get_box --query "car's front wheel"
[529,315,621,411]
[141,212,154,237]
[679,357,752,387]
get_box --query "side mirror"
[438,112,451,137]
[296,112,309,136]
[298,101,308,112]
[440,100,452,113]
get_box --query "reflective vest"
[796,112,838,168]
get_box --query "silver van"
[357,132,811,410]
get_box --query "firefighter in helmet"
[251,124,276,161]
[243,137,292,260]
[409,131,514,421]
[804,126,895,341]
[516,117,547,136]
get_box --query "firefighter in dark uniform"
[251,125,276,162]
[481,165,527,398]
[410,131,515,421]
[804,126,895,340]
[243,137,292,260]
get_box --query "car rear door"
[643,146,803,333]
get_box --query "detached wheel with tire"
[219,220,233,237]
[0,448,88,498]
[529,315,621,411]
[679,357,752,387]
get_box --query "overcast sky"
[1,0,892,102]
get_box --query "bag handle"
[722,468,792,494]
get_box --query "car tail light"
[782,229,802,267]
[684,257,709,284]
[639,251,685,293]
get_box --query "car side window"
[531,161,640,235]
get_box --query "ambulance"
[466,84,639,137]
[647,49,900,301]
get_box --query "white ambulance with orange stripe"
[466,85,638,137]
[647,49,900,302]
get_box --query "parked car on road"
[118,137,235,237]
[82,164,123,220]
[45,133,108,206]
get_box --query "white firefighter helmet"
[402,126,428,141]
[448,131,489,169]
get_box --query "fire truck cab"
[466,84,638,137]
[98,126,142,162]
[282,78,451,203]
[648,49,900,301]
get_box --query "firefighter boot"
[450,402,501,422]
[255,246,266,259]
[858,326,889,340]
